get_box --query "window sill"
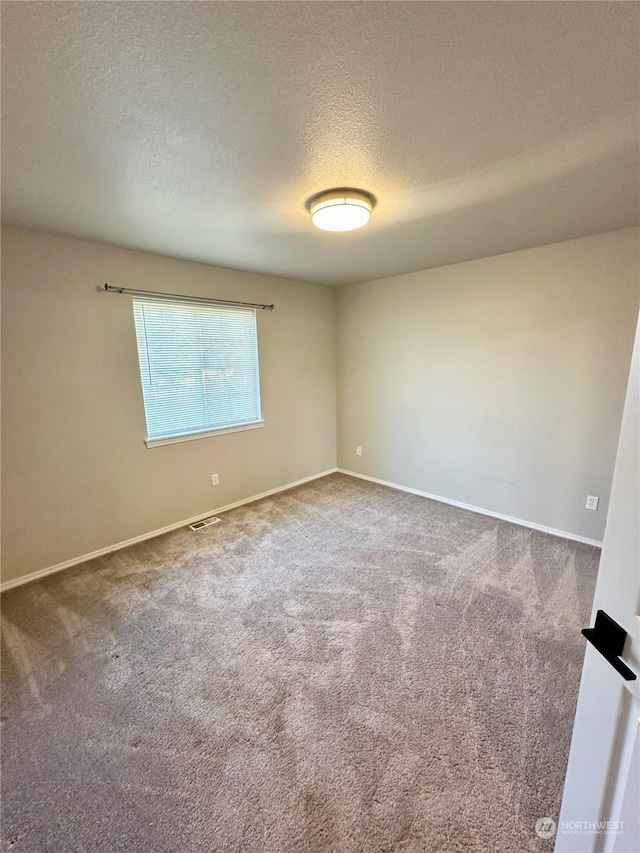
[145,421,264,448]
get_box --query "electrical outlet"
[356,446,362,456]
[211,473,219,486]
[586,495,599,511]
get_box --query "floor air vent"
[189,516,221,531]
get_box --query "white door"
[556,314,639,853]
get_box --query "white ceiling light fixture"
[309,188,375,232]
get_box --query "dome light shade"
[309,189,375,232]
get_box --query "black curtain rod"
[103,284,274,311]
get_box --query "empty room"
[1,2,639,852]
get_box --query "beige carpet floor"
[1,473,599,853]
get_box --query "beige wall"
[1,228,337,584]
[337,228,639,542]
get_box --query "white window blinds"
[132,298,262,443]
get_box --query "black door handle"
[582,610,636,681]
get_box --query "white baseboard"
[337,468,603,548]
[0,468,338,593]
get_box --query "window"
[132,298,262,447]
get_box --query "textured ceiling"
[2,1,639,285]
